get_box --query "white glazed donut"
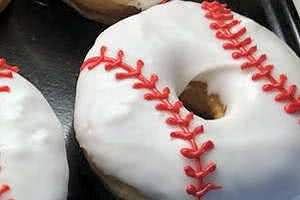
[0,59,69,200]
[74,1,300,200]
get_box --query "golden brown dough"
[62,0,147,24]
[179,81,226,120]
[82,148,151,200]
[0,0,11,13]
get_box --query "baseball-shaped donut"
[0,0,11,13]
[75,1,300,200]
[0,59,69,200]
[62,0,165,24]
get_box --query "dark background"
[0,0,299,199]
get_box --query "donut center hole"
[179,81,226,120]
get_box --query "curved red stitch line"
[201,1,300,124]
[80,46,221,199]
[0,58,18,200]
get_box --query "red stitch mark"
[159,0,168,4]
[0,58,18,200]
[0,185,14,200]
[80,46,221,199]
[0,59,19,93]
[202,1,300,124]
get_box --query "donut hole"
[179,81,226,120]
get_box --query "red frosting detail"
[80,46,221,199]
[159,0,169,4]
[0,59,19,93]
[202,1,300,124]
[0,185,14,200]
[0,58,18,200]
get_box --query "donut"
[0,0,11,13]
[295,1,300,16]
[62,0,166,24]
[0,59,69,200]
[74,1,300,199]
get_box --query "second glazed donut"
[75,1,300,199]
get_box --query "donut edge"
[81,147,151,200]
[62,0,140,24]
[0,0,11,13]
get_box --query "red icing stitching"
[0,185,14,200]
[80,46,222,199]
[0,58,18,200]
[0,59,19,93]
[201,1,300,124]
[159,0,169,4]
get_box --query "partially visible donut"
[75,1,300,200]
[0,0,11,13]
[62,0,165,24]
[0,59,69,200]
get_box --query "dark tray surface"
[0,0,299,200]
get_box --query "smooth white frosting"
[294,0,300,17]
[0,72,69,199]
[74,1,300,199]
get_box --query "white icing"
[0,72,69,199]
[74,1,300,199]
[294,0,300,17]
